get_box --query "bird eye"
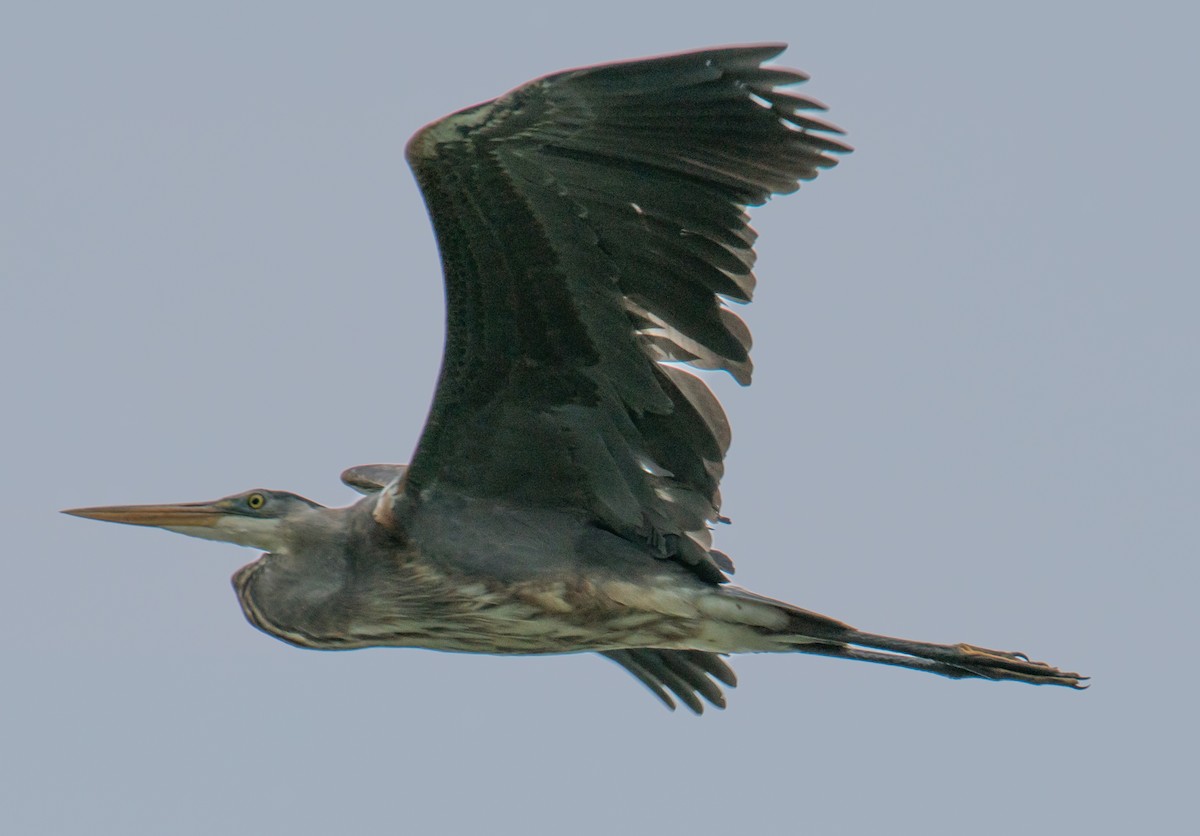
[246,493,266,510]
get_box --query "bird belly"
[342,568,791,655]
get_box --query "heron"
[65,45,1085,712]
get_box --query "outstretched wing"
[404,45,849,581]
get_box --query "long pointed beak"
[62,502,226,528]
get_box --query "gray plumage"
[65,45,1085,712]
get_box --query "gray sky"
[3,3,1195,834]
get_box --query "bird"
[64,44,1085,713]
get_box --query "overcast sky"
[3,3,1195,834]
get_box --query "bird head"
[63,489,325,554]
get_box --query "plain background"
[3,3,1195,834]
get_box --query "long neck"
[233,501,377,649]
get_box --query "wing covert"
[403,45,849,580]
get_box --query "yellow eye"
[246,493,266,510]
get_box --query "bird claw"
[951,643,1087,688]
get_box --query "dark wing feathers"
[603,649,738,713]
[405,45,849,581]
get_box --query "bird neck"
[232,499,407,649]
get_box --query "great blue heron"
[65,45,1084,712]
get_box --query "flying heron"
[65,45,1085,712]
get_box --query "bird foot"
[842,630,1088,688]
[949,642,1087,688]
